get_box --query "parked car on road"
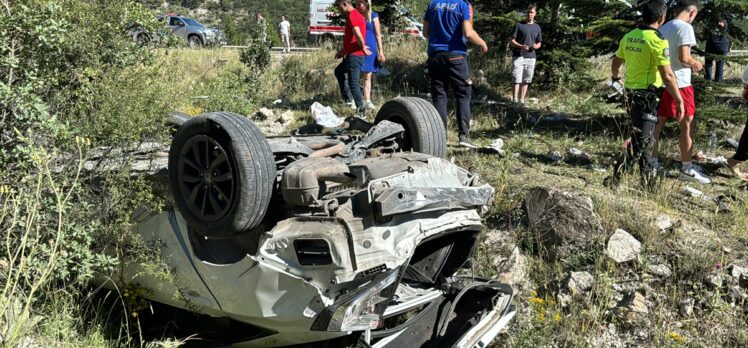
[129,14,226,47]
[95,97,515,347]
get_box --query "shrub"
[0,0,188,343]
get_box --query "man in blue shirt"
[423,0,488,148]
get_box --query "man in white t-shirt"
[653,0,708,184]
[279,16,291,53]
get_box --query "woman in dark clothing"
[704,19,731,83]
[727,63,748,180]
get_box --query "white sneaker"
[364,101,377,110]
[345,101,356,110]
[691,163,705,173]
[679,168,711,184]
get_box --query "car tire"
[168,112,275,239]
[375,97,447,158]
[188,35,203,48]
[136,33,151,46]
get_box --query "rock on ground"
[647,264,672,278]
[497,247,528,292]
[278,110,295,124]
[679,298,694,317]
[525,187,605,261]
[566,271,595,296]
[620,291,648,315]
[654,214,676,233]
[254,107,274,121]
[605,229,642,263]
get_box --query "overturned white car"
[102,97,515,347]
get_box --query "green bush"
[0,0,191,344]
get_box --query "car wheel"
[168,112,275,239]
[188,35,203,48]
[136,33,151,46]
[374,97,447,158]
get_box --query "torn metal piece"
[374,186,494,217]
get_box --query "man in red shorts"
[652,0,710,184]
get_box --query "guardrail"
[221,45,322,53]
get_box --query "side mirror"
[178,21,186,27]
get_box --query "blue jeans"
[334,55,364,109]
[705,54,726,82]
[427,52,472,137]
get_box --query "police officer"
[423,0,487,148]
[610,0,684,187]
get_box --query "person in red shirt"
[334,0,371,112]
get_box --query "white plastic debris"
[485,138,505,155]
[310,102,344,128]
[704,155,728,165]
[683,186,713,202]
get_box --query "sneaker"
[458,135,479,149]
[345,101,356,110]
[364,101,377,110]
[691,163,705,174]
[679,168,711,184]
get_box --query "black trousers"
[334,55,365,109]
[735,113,748,161]
[427,52,472,137]
[623,89,659,174]
[705,53,727,82]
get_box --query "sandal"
[725,158,748,181]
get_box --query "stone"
[546,151,564,163]
[566,147,593,166]
[705,272,724,288]
[654,214,675,233]
[566,271,595,295]
[621,291,648,314]
[497,248,528,291]
[525,187,606,261]
[605,229,642,263]
[254,107,275,121]
[482,229,512,247]
[648,264,672,278]
[557,292,573,308]
[726,138,740,150]
[278,110,295,124]
[728,264,748,279]
[678,298,694,317]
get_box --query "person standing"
[279,16,291,53]
[610,0,684,187]
[423,0,488,148]
[704,19,731,83]
[509,4,542,105]
[334,0,371,112]
[652,0,710,184]
[256,13,267,43]
[356,0,385,110]
[726,64,748,180]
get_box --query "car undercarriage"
[96,97,515,347]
